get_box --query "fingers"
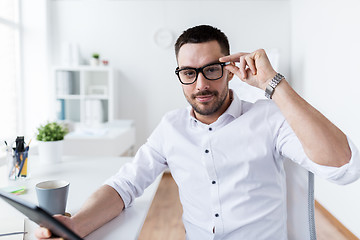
[221,49,273,76]
[245,53,257,76]
[224,64,242,79]
[224,58,255,80]
[34,215,73,240]
[219,52,247,63]
[222,49,277,90]
[221,52,258,79]
[239,55,247,79]
[35,227,51,239]
[35,226,65,240]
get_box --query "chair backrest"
[284,158,317,240]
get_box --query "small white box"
[88,85,108,95]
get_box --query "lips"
[195,94,214,103]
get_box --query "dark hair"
[175,25,230,58]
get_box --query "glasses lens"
[179,69,197,84]
[203,64,223,80]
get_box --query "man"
[36,25,360,239]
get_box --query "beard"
[185,85,229,116]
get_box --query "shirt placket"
[203,125,224,237]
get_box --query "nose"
[195,72,209,91]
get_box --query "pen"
[17,154,24,178]
[19,151,29,177]
[0,231,27,237]
[26,139,32,149]
[7,142,16,178]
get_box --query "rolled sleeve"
[276,119,360,185]
[301,136,360,185]
[104,142,167,208]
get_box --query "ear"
[226,62,235,82]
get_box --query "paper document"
[0,217,24,240]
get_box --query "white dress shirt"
[105,91,360,240]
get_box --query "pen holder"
[8,149,30,180]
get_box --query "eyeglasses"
[175,62,229,85]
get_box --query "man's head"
[175,25,233,124]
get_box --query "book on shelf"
[56,99,65,120]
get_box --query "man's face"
[177,40,233,117]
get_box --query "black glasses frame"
[175,62,229,85]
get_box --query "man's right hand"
[35,214,76,240]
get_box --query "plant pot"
[38,140,63,164]
[89,58,100,66]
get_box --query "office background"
[6,0,360,237]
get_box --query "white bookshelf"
[53,66,116,125]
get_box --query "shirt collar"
[188,89,242,125]
[222,89,242,119]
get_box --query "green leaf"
[36,122,69,142]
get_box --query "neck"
[194,90,233,125]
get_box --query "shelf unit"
[53,66,116,125]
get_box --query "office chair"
[284,158,317,240]
[229,83,317,239]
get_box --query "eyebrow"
[178,60,223,70]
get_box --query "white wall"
[48,0,291,149]
[291,0,360,236]
[20,0,360,236]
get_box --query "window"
[0,0,21,140]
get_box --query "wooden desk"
[0,156,162,240]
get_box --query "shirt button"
[215,213,219,217]
[205,149,209,153]
[212,181,216,184]
[209,127,212,131]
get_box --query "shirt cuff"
[103,162,139,209]
[104,176,135,209]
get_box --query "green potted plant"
[90,53,100,66]
[37,122,68,164]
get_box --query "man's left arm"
[220,49,351,167]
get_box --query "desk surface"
[63,120,136,156]
[0,156,162,240]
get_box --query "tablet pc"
[0,190,83,240]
